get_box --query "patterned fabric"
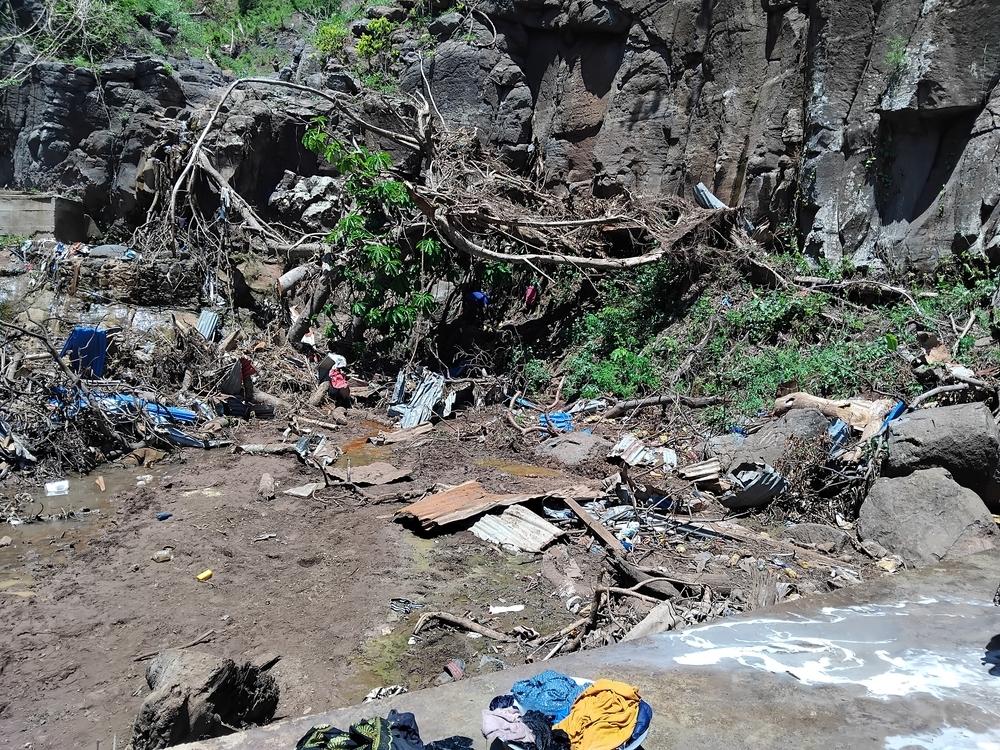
[295,717,391,750]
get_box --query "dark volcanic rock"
[858,468,998,567]
[131,649,278,750]
[884,402,1000,493]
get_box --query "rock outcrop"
[131,649,278,750]
[718,408,830,469]
[404,0,1000,271]
[858,468,998,567]
[884,402,1000,493]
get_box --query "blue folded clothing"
[511,670,586,724]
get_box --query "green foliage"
[523,358,552,395]
[315,18,349,54]
[0,234,28,248]
[885,36,908,74]
[302,118,451,349]
[357,16,395,59]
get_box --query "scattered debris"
[363,685,408,703]
[196,569,213,582]
[284,482,325,498]
[257,473,276,500]
[720,463,788,510]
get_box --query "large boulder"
[535,432,612,467]
[858,468,998,567]
[884,402,1000,492]
[722,409,830,470]
[131,649,278,750]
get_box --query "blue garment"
[512,670,586,723]
[59,326,107,378]
[622,700,652,746]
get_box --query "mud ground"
[0,412,608,749]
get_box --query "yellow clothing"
[554,678,641,750]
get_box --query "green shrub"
[315,18,348,53]
[885,36,908,74]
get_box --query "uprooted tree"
[132,76,745,370]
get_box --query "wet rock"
[780,523,849,554]
[724,409,830,469]
[131,649,278,750]
[534,432,612,467]
[884,402,1000,493]
[858,468,998,567]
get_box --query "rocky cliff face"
[3,0,999,273]
[406,0,1000,271]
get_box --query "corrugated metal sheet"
[608,434,678,468]
[676,458,722,481]
[395,481,600,530]
[394,372,445,429]
[196,309,221,340]
[470,505,564,553]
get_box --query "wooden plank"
[563,496,624,554]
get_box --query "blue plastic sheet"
[539,411,574,432]
[59,326,107,378]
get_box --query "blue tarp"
[539,411,574,432]
[59,326,107,378]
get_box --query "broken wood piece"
[563,496,624,554]
[622,600,679,641]
[610,560,682,598]
[604,393,726,419]
[413,611,515,642]
[134,629,217,661]
[676,458,722,482]
[396,481,598,530]
[327,462,411,486]
[258,473,275,500]
[295,414,346,432]
[95,475,106,492]
[773,391,894,442]
[370,423,434,445]
[235,443,296,455]
[253,390,293,412]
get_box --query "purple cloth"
[482,707,535,744]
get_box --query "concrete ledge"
[182,550,1000,749]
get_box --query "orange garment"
[554,679,640,750]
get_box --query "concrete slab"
[0,190,97,241]
[182,550,1000,749]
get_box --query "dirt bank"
[0,412,598,749]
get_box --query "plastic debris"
[720,463,789,510]
[196,569,213,582]
[44,479,69,496]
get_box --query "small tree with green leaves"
[302,117,454,356]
